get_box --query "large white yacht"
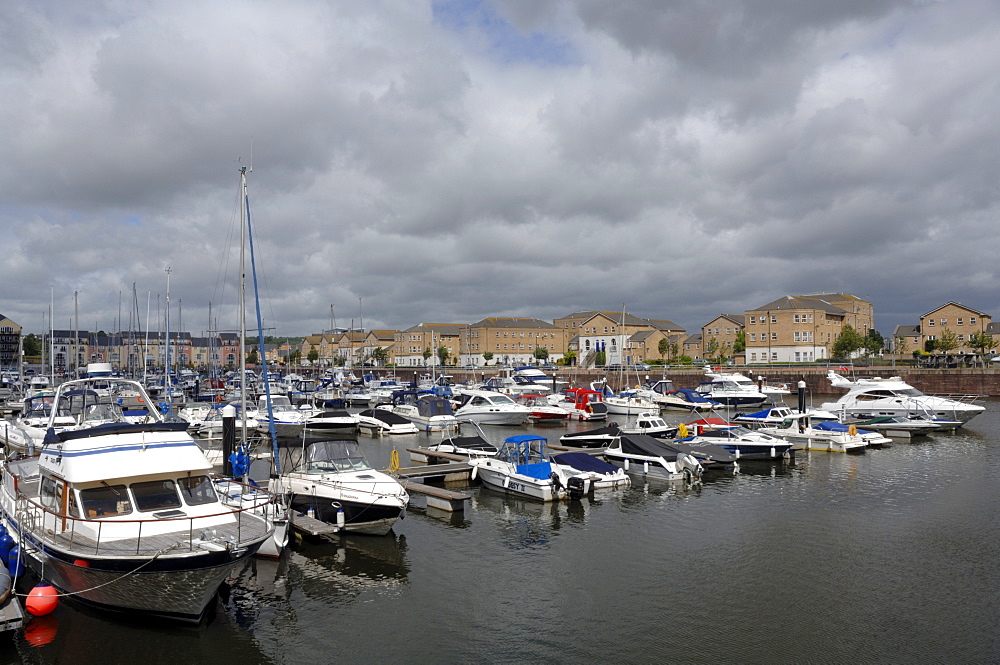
[819,371,985,425]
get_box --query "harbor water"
[5,398,1000,664]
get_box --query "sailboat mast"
[239,166,248,444]
[165,266,171,404]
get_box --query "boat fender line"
[470,465,478,481]
[848,425,857,436]
[13,542,184,600]
[503,476,510,489]
[550,473,563,491]
[677,423,688,438]
[683,467,693,483]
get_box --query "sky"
[3,0,999,339]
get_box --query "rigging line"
[210,180,244,329]
[246,179,281,475]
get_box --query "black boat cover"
[562,422,620,439]
[359,409,412,425]
[552,452,620,475]
[618,433,683,458]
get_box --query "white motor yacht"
[453,390,531,426]
[819,371,985,425]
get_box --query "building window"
[940,318,947,325]
[750,316,756,324]
[957,335,965,342]
[928,319,935,326]
[751,353,757,361]
[970,317,977,325]
[794,332,800,342]
[771,352,778,360]
[771,332,777,341]
[750,333,756,341]
[957,318,964,325]
[770,316,776,324]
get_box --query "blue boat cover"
[552,452,618,475]
[517,461,553,479]
[675,389,715,404]
[740,407,773,419]
[815,421,871,435]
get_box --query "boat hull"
[288,494,406,536]
[14,530,266,622]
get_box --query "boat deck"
[13,476,269,558]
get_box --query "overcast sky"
[3,0,999,339]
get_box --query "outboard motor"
[677,453,704,482]
[567,476,587,500]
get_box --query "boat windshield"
[304,440,373,474]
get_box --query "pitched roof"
[919,301,990,318]
[643,318,685,331]
[893,325,921,336]
[752,295,845,315]
[471,317,558,329]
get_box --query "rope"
[386,449,400,473]
[13,541,185,599]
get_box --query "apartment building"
[393,323,468,367]
[893,302,1000,355]
[744,293,874,363]
[701,314,745,361]
[0,314,21,368]
[460,317,563,367]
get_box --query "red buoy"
[26,584,59,616]
[23,615,58,647]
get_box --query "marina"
[0,387,996,662]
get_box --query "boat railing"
[927,392,987,405]
[13,478,277,558]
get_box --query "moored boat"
[0,376,276,622]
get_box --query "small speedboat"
[410,422,500,464]
[559,422,621,448]
[356,408,419,435]
[276,438,408,535]
[468,435,590,502]
[620,412,676,438]
[603,433,704,482]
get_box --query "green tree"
[423,347,433,366]
[658,338,669,362]
[562,350,576,366]
[23,333,41,357]
[371,347,389,366]
[968,332,995,365]
[482,351,494,364]
[832,324,865,359]
[733,330,746,354]
[307,345,319,364]
[893,334,908,357]
[864,329,885,357]
[246,347,259,365]
[595,351,606,367]
[704,337,720,362]
[533,346,549,364]
[924,339,938,353]
[935,328,959,355]
[437,345,450,366]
